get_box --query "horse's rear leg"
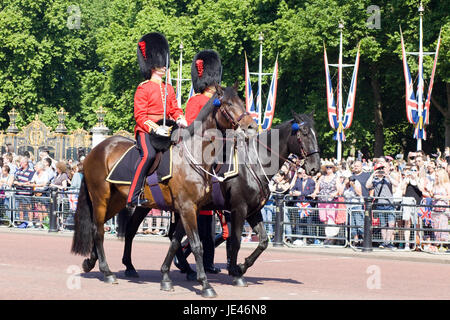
[92,201,117,284]
[94,223,117,283]
[82,245,98,273]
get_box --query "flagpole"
[177,42,183,108]
[417,3,424,151]
[337,22,344,162]
[257,32,264,131]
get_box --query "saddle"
[106,136,240,211]
[106,145,173,185]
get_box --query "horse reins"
[182,102,249,182]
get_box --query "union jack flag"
[400,27,441,142]
[342,45,360,131]
[188,83,194,100]
[244,52,258,123]
[418,198,433,226]
[68,194,78,212]
[323,44,359,142]
[296,202,311,219]
[401,28,418,126]
[324,44,338,132]
[260,57,278,131]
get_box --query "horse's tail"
[71,177,95,256]
[117,207,131,239]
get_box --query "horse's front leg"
[239,218,269,275]
[179,207,217,298]
[160,218,184,292]
[227,208,247,287]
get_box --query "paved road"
[1,229,449,300]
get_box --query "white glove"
[176,117,188,128]
[155,125,170,137]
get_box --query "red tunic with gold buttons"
[134,79,184,135]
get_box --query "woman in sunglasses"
[311,161,344,245]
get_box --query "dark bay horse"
[71,85,257,298]
[120,111,320,287]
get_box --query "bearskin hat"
[137,32,170,80]
[191,50,222,94]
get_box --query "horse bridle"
[295,123,320,160]
[216,100,250,130]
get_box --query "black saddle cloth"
[106,145,173,184]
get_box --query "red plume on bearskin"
[137,32,170,80]
[138,41,147,60]
[196,59,204,78]
[191,50,222,94]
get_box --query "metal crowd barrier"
[2,186,448,255]
[260,194,449,254]
[0,188,79,231]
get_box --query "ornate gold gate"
[1,107,134,161]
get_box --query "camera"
[349,177,356,182]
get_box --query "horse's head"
[213,83,258,135]
[288,110,321,176]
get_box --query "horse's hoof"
[124,269,139,278]
[82,259,94,273]
[160,280,174,291]
[186,270,197,281]
[104,274,118,284]
[232,277,248,287]
[201,287,218,298]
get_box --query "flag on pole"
[324,45,343,141]
[342,45,360,130]
[424,29,441,126]
[400,28,418,126]
[176,68,182,108]
[244,52,258,122]
[260,56,278,130]
[188,83,194,100]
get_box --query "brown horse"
[71,85,257,298]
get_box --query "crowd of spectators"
[0,144,84,229]
[2,142,449,254]
[263,148,450,253]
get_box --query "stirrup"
[137,198,149,206]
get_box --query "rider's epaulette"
[138,80,150,86]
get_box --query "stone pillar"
[91,106,110,148]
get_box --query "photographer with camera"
[366,160,399,250]
[399,165,425,251]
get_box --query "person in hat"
[311,161,344,245]
[366,161,399,250]
[174,49,223,275]
[185,49,222,125]
[126,32,187,213]
[290,167,316,242]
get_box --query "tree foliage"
[0,0,448,157]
